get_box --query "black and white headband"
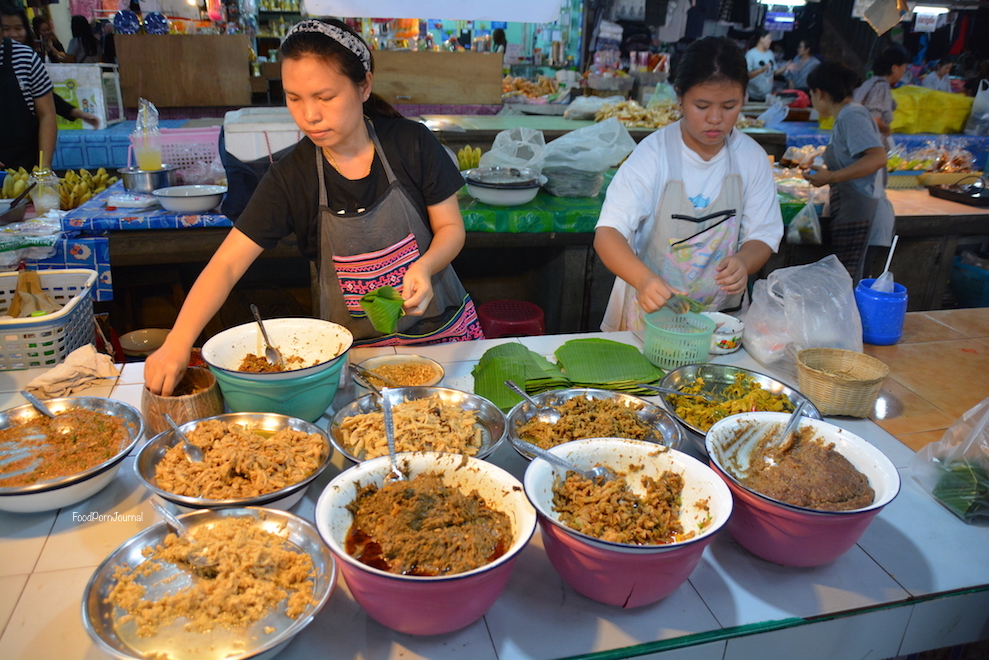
[285,19,372,73]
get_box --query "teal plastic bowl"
[210,357,347,421]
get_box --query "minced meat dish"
[741,427,874,511]
[345,471,512,576]
[552,466,692,545]
[237,353,310,372]
[516,397,651,450]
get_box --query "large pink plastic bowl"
[314,452,536,635]
[523,438,732,608]
[705,412,900,567]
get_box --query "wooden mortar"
[141,367,223,436]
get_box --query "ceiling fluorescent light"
[913,5,950,12]
[759,0,806,6]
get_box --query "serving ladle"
[250,303,285,368]
[504,380,562,425]
[636,384,719,403]
[381,394,406,482]
[149,499,216,576]
[510,436,615,483]
[163,413,204,463]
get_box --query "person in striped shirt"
[1,3,57,170]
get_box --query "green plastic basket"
[643,308,715,370]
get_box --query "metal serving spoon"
[21,390,56,418]
[636,384,719,402]
[250,303,285,368]
[149,499,216,576]
[351,362,402,388]
[504,380,562,424]
[381,394,406,482]
[163,413,204,463]
[510,436,615,483]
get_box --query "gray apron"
[823,142,877,283]
[315,121,482,346]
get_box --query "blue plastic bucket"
[855,279,908,346]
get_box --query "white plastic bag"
[478,127,547,172]
[908,395,989,524]
[743,255,863,376]
[963,79,989,136]
[563,95,625,120]
[757,101,790,129]
[647,82,676,109]
[542,118,636,172]
[785,202,822,245]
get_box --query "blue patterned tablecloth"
[781,121,989,171]
[62,181,233,232]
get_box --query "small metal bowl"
[658,364,822,455]
[117,164,178,193]
[506,388,685,461]
[0,398,144,513]
[354,354,444,397]
[135,412,331,511]
[329,386,506,463]
[82,507,336,660]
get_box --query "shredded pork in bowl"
[136,412,331,511]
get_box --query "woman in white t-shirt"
[745,29,778,102]
[594,36,783,332]
[921,59,953,93]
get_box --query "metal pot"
[117,164,179,193]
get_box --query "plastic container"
[29,168,60,216]
[223,107,303,162]
[0,269,96,370]
[643,308,716,370]
[950,257,989,308]
[855,278,908,345]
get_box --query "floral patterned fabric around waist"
[333,232,418,317]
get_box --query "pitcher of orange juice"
[131,98,163,171]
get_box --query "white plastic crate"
[0,269,97,371]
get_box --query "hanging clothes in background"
[657,0,692,43]
[948,15,967,55]
[684,0,708,40]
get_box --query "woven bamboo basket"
[796,348,889,418]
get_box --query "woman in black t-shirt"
[145,18,481,397]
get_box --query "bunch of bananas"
[1,167,31,199]
[59,168,118,210]
[457,145,483,171]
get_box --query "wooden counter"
[771,189,989,311]
[116,34,251,107]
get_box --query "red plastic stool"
[477,300,546,338]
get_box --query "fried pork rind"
[107,516,316,637]
[670,373,793,432]
[338,394,482,460]
[153,419,326,499]
[515,396,652,450]
[551,467,692,545]
[594,100,764,130]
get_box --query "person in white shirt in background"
[745,29,785,102]
[594,36,783,332]
[921,58,954,93]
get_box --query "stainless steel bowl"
[506,388,685,461]
[117,164,179,193]
[329,386,506,462]
[659,364,822,454]
[135,412,331,510]
[82,507,336,660]
[0,397,145,513]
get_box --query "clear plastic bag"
[563,95,625,120]
[478,127,547,172]
[542,117,636,172]
[756,101,790,129]
[908,396,989,524]
[743,255,863,376]
[647,82,676,109]
[785,202,822,245]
